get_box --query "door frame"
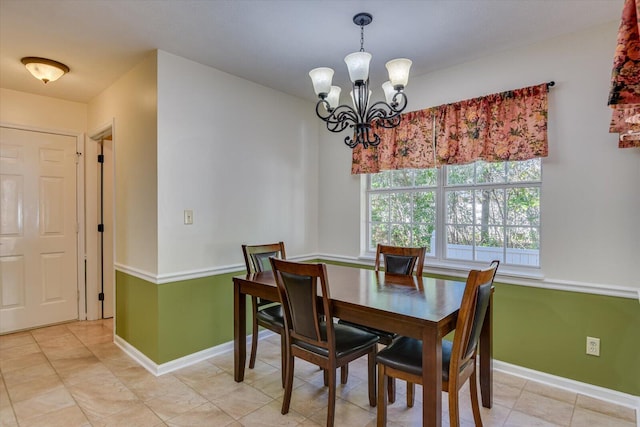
[87,121,115,320]
[0,122,86,322]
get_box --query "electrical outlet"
[586,336,600,356]
[184,210,193,225]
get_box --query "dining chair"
[241,242,287,385]
[270,258,379,427]
[340,243,427,401]
[375,260,500,427]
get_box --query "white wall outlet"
[586,336,600,356]
[184,209,194,225]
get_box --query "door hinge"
[98,292,105,301]
[97,154,104,163]
[75,151,82,164]
[98,224,104,232]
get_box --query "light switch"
[184,210,193,225]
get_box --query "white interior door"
[0,127,78,333]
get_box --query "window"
[366,159,541,268]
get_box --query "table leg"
[422,328,442,427]
[479,289,493,407]
[234,281,246,382]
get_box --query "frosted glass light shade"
[382,81,396,104]
[385,58,412,88]
[325,86,341,110]
[344,51,372,83]
[309,67,334,96]
[21,57,69,84]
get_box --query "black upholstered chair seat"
[255,304,284,327]
[294,323,379,358]
[337,320,396,345]
[377,337,472,381]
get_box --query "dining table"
[232,263,493,427]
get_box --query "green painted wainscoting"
[115,265,640,396]
[493,283,640,396]
[116,270,244,364]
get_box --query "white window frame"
[361,160,543,279]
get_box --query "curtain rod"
[547,81,555,90]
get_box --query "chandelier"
[309,12,411,149]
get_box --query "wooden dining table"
[233,263,493,427]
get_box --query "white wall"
[318,22,640,289]
[156,51,319,275]
[87,53,159,276]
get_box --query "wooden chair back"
[375,244,426,277]
[269,258,334,353]
[449,260,499,385]
[242,241,286,274]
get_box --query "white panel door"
[0,127,78,333]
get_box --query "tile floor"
[0,319,636,427]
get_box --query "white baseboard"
[494,359,640,423]
[113,329,273,376]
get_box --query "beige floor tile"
[492,379,524,408]
[37,335,84,354]
[30,325,73,343]
[17,404,90,427]
[5,372,62,403]
[575,394,637,422]
[91,401,164,427]
[0,332,35,351]
[190,371,246,402]
[173,360,224,387]
[570,407,636,427]
[524,380,578,404]
[40,344,93,361]
[505,409,563,427]
[210,382,273,419]
[0,405,18,427]
[126,372,191,401]
[337,379,376,413]
[242,359,281,385]
[238,399,307,426]
[87,341,125,361]
[282,381,331,418]
[0,352,48,374]
[144,385,208,421]
[166,402,236,426]
[248,369,304,400]
[67,374,139,420]
[0,343,41,362]
[2,362,56,389]
[2,322,637,427]
[12,386,76,422]
[514,390,574,426]
[308,398,376,427]
[493,370,527,389]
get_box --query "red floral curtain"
[351,109,436,174]
[608,0,640,148]
[352,83,549,174]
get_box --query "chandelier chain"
[360,24,365,52]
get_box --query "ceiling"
[0,0,622,104]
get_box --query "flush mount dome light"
[21,57,70,84]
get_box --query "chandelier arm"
[315,100,358,124]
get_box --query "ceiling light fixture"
[309,12,411,149]
[21,57,69,84]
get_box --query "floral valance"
[352,83,549,174]
[608,0,640,148]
